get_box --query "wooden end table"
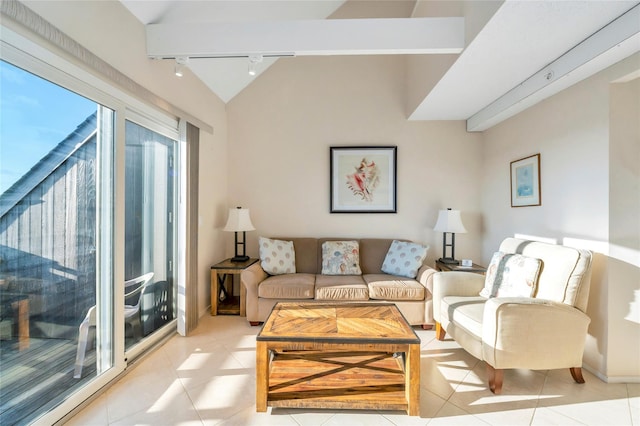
[256,302,421,416]
[435,260,486,274]
[210,258,258,316]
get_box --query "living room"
[0,0,638,424]
[223,1,639,386]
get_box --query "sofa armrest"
[416,264,437,294]
[241,262,268,293]
[482,297,591,369]
[415,265,438,326]
[432,271,485,322]
[241,262,268,321]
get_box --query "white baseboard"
[583,363,640,383]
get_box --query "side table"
[211,258,259,316]
[435,260,486,275]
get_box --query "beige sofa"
[241,238,437,326]
[433,237,593,394]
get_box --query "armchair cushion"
[441,296,485,335]
[480,252,542,298]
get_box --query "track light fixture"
[248,55,263,76]
[174,57,189,77]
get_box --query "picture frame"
[330,146,397,213]
[510,153,541,207]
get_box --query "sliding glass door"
[0,50,180,424]
[0,60,114,424]
[123,120,177,351]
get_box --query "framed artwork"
[510,153,541,207]
[330,146,397,213]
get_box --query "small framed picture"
[330,146,397,213]
[510,154,541,207]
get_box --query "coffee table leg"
[256,341,269,412]
[405,343,420,415]
[210,270,218,316]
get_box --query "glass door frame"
[123,112,181,360]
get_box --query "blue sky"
[0,60,96,193]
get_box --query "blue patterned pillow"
[321,241,362,275]
[381,240,429,278]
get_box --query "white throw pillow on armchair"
[480,251,542,298]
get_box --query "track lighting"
[248,55,263,76]
[175,57,188,77]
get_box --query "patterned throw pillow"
[381,240,429,278]
[259,237,296,275]
[321,241,362,275]
[480,251,542,298]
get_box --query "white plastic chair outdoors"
[73,272,154,379]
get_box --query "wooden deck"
[0,337,95,426]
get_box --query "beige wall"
[197,118,228,318]
[609,76,640,379]
[482,54,640,381]
[23,0,229,318]
[227,54,484,266]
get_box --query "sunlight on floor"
[66,315,637,426]
[148,380,188,413]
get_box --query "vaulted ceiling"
[120,0,640,131]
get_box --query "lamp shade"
[223,207,255,232]
[433,209,467,234]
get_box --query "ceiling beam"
[146,17,464,58]
[466,4,640,132]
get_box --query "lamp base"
[230,255,250,263]
[438,257,460,265]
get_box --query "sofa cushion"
[480,251,542,298]
[258,273,315,299]
[364,274,425,301]
[321,240,362,275]
[359,239,393,274]
[290,238,319,274]
[381,240,428,278]
[315,275,368,300]
[259,237,296,275]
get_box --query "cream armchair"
[433,238,592,394]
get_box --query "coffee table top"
[257,302,420,345]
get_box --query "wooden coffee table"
[256,302,421,415]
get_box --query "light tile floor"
[67,315,639,425]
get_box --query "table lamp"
[433,208,467,264]
[223,207,255,262]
